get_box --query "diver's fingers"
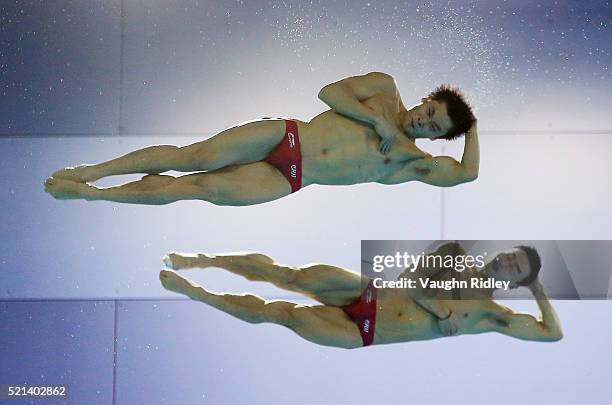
[379,138,392,155]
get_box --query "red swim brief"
[265,119,302,193]
[341,279,378,346]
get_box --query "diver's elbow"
[463,170,478,182]
[544,330,563,342]
[551,330,564,341]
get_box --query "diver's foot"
[163,252,215,270]
[44,177,95,200]
[159,269,198,295]
[52,165,98,183]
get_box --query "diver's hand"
[438,310,459,336]
[378,135,396,155]
[374,117,401,155]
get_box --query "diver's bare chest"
[446,302,491,334]
[302,148,403,184]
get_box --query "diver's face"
[487,248,532,288]
[403,98,453,139]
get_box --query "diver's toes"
[160,268,177,281]
[163,254,176,269]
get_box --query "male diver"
[159,243,562,349]
[45,72,478,206]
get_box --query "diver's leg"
[45,162,291,206]
[159,269,362,348]
[159,268,295,324]
[164,252,363,306]
[51,119,287,182]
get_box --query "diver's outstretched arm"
[480,281,563,342]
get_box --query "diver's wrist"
[371,112,385,126]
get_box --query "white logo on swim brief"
[365,289,373,303]
[288,132,295,148]
[363,319,370,333]
[290,164,297,178]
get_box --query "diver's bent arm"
[458,121,479,180]
[378,124,479,186]
[484,283,563,342]
[400,241,467,319]
[400,270,452,319]
[318,72,397,125]
[416,121,479,186]
[377,155,469,186]
[530,280,563,340]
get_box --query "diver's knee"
[200,185,222,205]
[244,253,275,265]
[264,301,295,326]
[292,266,324,288]
[165,176,220,203]
[185,176,223,204]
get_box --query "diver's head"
[485,246,542,289]
[403,85,475,140]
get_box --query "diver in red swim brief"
[341,279,378,346]
[47,72,479,206]
[160,248,561,349]
[264,119,302,193]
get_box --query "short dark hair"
[514,245,542,286]
[428,84,476,141]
